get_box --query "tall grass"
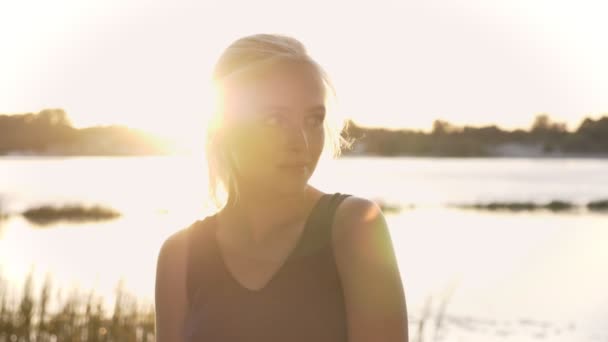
[409,283,456,342]
[0,273,155,342]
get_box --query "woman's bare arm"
[155,229,190,342]
[333,196,409,342]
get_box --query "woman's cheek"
[307,129,325,155]
[232,132,279,170]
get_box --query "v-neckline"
[211,193,329,293]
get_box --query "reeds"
[410,282,457,342]
[0,273,155,342]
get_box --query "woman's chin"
[272,176,310,193]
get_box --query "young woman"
[155,33,408,342]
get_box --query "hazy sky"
[2,0,607,146]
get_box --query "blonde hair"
[205,33,351,210]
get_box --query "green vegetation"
[0,109,173,156]
[545,200,576,211]
[457,202,539,212]
[587,199,608,211]
[342,113,608,157]
[452,199,608,213]
[22,205,121,226]
[0,274,155,342]
[1,109,608,157]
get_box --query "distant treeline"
[0,109,173,156]
[341,113,608,157]
[1,109,608,157]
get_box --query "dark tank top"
[183,192,352,342]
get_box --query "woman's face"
[221,61,326,195]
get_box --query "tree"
[36,109,72,127]
[531,113,567,133]
[432,119,459,135]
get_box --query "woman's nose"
[284,122,309,152]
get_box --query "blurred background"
[1,0,607,341]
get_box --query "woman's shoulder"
[331,194,387,244]
[157,215,217,264]
[330,194,398,291]
[334,195,384,225]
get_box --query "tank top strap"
[323,192,352,242]
[325,192,352,222]
[294,192,352,258]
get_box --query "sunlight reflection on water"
[1,155,607,341]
